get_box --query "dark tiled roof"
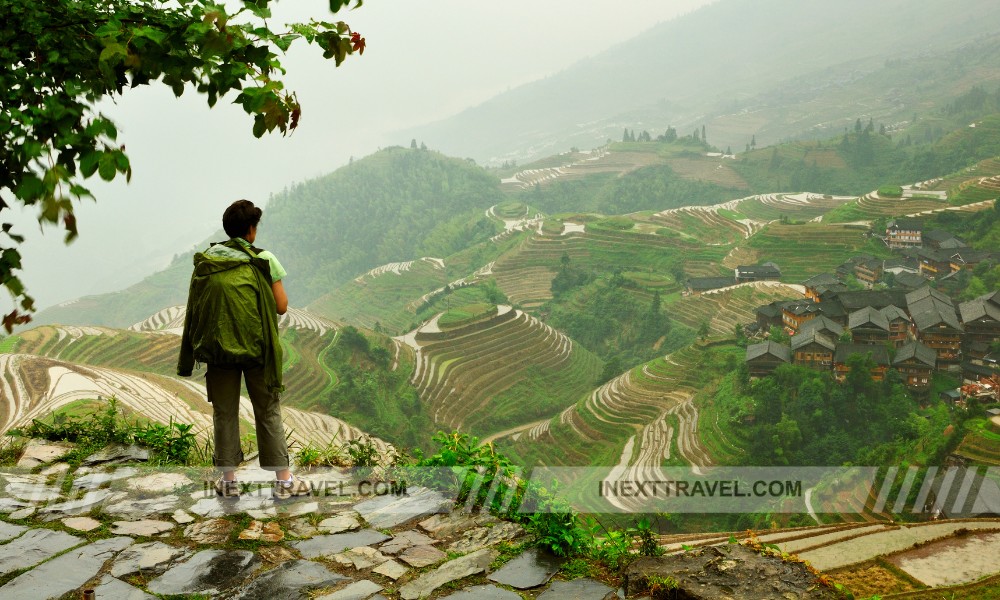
[923,229,963,244]
[909,293,963,332]
[797,315,844,338]
[879,305,910,323]
[883,256,919,270]
[834,343,890,365]
[905,286,954,307]
[892,272,929,289]
[950,249,995,264]
[959,298,1000,324]
[887,218,923,231]
[894,341,936,368]
[688,276,735,291]
[746,341,791,363]
[791,330,836,352]
[784,301,822,317]
[833,290,909,311]
[849,306,890,331]
[815,283,849,296]
[736,264,782,278]
[802,273,841,287]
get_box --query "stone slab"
[448,522,525,553]
[103,495,181,519]
[536,579,615,599]
[442,584,523,599]
[399,544,448,568]
[380,529,436,555]
[62,516,103,532]
[39,489,119,520]
[0,536,132,600]
[111,540,191,578]
[82,444,150,466]
[126,472,193,493]
[147,550,260,596]
[319,511,362,534]
[111,519,176,536]
[0,520,28,541]
[0,528,82,575]
[334,546,390,570]
[487,547,565,589]
[4,481,62,502]
[318,579,385,600]
[16,439,72,468]
[398,548,497,600]
[8,507,35,520]
[229,559,350,600]
[91,574,159,600]
[0,497,32,513]
[354,486,451,529]
[420,512,496,538]
[73,467,138,490]
[292,529,391,559]
[184,518,236,544]
[373,559,409,580]
[172,509,195,524]
[188,493,276,517]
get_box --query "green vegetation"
[438,303,495,328]
[877,185,903,197]
[316,326,430,449]
[10,398,202,466]
[712,361,957,467]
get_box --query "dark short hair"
[222,199,262,238]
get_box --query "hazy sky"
[10,0,715,313]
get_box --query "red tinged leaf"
[350,31,365,55]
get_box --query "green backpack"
[177,240,283,391]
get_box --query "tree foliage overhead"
[0,0,365,330]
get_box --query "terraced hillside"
[0,353,385,452]
[667,281,806,339]
[308,258,449,333]
[737,192,856,222]
[397,305,602,437]
[740,222,882,282]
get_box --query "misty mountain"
[401,0,1000,163]
[33,147,503,327]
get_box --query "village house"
[755,301,787,331]
[848,306,891,345]
[880,305,911,347]
[959,291,1000,348]
[886,218,923,249]
[802,273,843,302]
[949,249,997,272]
[686,276,736,295]
[782,300,824,332]
[853,257,883,288]
[791,330,836,369]
[893,341,936,390]
[890,271,929,290]
[922,229,966,251]
[797,315,845,341]
[833,344,890,382]
[917,247,955,280]
[745,341,791,377]
[907,286,964,365]
[735,262,782,283]
[882,256,920,276]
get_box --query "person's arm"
[272,280,288,315]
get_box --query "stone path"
[0,440,621,599]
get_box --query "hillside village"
[6,2,1000,599]
[743,218,1000,402]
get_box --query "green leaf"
[134,26,167,45]
[98,153,117,181]
[80,151,101,178]
[252,114,266,138]
[99,42,128,65]
[15,175,45,201]
[114,151,129,171]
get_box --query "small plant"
[344,436,379,468]
[646,574,680,599]
[0,435,26,466]
[295,441,349,468]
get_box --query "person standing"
[178,199,310,499]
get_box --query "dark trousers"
[206,364,289,471]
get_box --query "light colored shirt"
[205,237,287,282]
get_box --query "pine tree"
[701,124,706,144]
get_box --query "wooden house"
[893,341,936,390]
[880,305,911,347]
[735,263,782,283]
[906,286,964,365]
[886,218,922,249]
[791,330,836,369]
[848,306,891,345]
[833,344,890,382]
[745,341,791,377]
[959,292,1000,348]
